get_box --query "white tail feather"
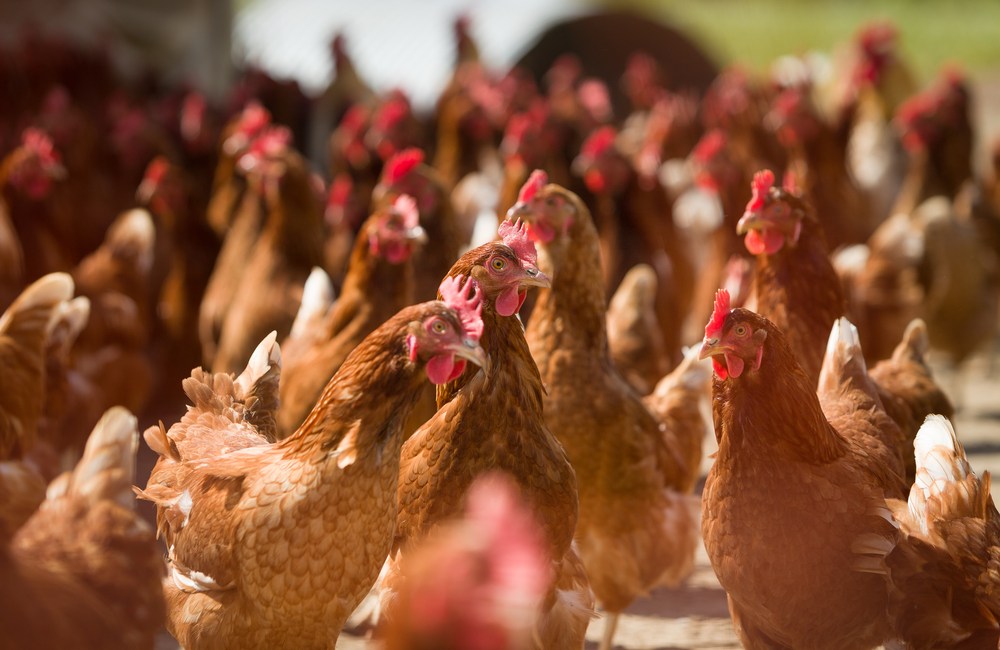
[290,267,335,339]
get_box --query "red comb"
[439,275,484,344]
[517,169,548,204]
[382,147,424,186]
[21,128,60,164]
[580,125,617,161]
[372,95,410,133]
[327,173,353,207]
[692,130,726,163]
[858,21,897,55]
[392,194,420,229]
[705,289,731,340]
[746,169,775,212]
[498,218,537,266]
[236,101,271,138]
[578,79,612,123]
[239,125,291,171]
[143,156,170,185]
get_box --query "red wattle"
[744,228,786,255]
[724,352,745,378]
[425,354,456,385]
[496,286,521,316]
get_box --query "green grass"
[607,0,1000,84]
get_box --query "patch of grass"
[608,0,1000,83]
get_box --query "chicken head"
[409,275,487,384]
[736,169,807,255]
[699,289,767,380]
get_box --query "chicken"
[139,284,487,649]
[277,195,427,436]
[198,104,273,366]
[892,68,974,213]
[384,222,593,649]
[641,343,714,495]
[71,208,156,425]
[205,101,271,239]
[0,128,69,282]
[308,33,376,174]
[2,407,165,649]
[700,294,905,648]
[766,85,875,248]
[572,126,694,366]
[383,472,551,650]
[0,272,75,460]
[212,125,326,374]
[606,264,666,395]
[676,128,753,344]
[839,21,916,222]
[137,155,221,401]
[372,148,461,302]
[869,318,955,483]
[883,415,1000,648]
[34,295,92,476]
[0,195,24,307]
[736,168,846,386]
[431,15,501,192]
[851,191,997,391]
[514,175,701,650]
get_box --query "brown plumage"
[869,318,955,483]
[516,181,701,650]
[385,237,593,649]
[0,272,75,460]
[606,263,666,395]
[277,198,425,436]
[372,149,461,303]
[140,297,486,648]
[2,407,165,650]
[212,135,325,374]
[71,208,156,434]
[737,169,846,387]
[884,415,1000,649]
[701,302,903,649]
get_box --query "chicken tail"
[891,318,930,365]
[104,208,156,277]
[234,331,282,442]
[45,296,90,357]
[607,264,665,394]
[289,267,335,341]
[907,414,989,527]
[47,406,138,510]
[0,272,75,342]
[818,317,878,398]
[643,344,713,479]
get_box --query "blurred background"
[3,0,998,141]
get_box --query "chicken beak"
[407,225,428,245]
[505,201,528,221]
[452,338,489,372]
[136,179,153,205]
[735,210,764,236]
[520,265,551,289]
[699,338,722,360]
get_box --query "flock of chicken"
[1,15,999,650]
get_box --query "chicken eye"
[546,196,557,207]
[734,324,748,337]
[490,257,507,272]
[430,319,447,335]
